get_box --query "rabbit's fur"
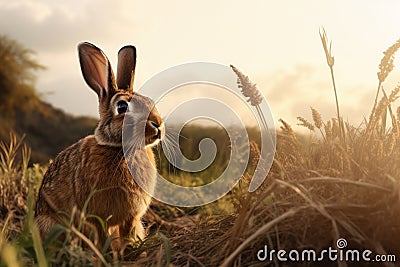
[35,42,163,250]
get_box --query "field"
[1,35,400,266]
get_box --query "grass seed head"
[231,65,262,106]
[311,107,323,129]
[377,39,400,83]
[297,116,315,131]
[325,120,333,140]
[319,28,335,68]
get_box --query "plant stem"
[329,67,346,146]
[372,81,382,116]
[367,81,382,132]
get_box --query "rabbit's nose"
[148,121,163,140]
[150,121,160,129]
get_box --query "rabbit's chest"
[97,149,155,209]
[101,158,155,224]
[79,139,156,222]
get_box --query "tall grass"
[319,28,346,146]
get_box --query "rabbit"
[34,42,164,250]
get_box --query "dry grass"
[134,34,400,267]
[1,34,400,266]
[134,112,400,266]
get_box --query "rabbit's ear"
[117,45,136,91]
[78,42,117,99]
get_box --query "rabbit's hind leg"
[116,216,145,256]
[119,215,144,241]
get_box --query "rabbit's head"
[78,42,164,148]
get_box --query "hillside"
[0,35,97,163]
[3,100,97,164]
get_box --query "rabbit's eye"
[116,100,129,114]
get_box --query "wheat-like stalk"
[311,107,327,141]
[230,65,276,192]
[331,118,340,139]
[279,119,296,141]
[297,117,315,131]
[320,29,334,68]
[387,85,400,103]
[397,106,400,120]
[324,120,331,138]
[371,95,389,128]
[319,28,345,146]
[368,40,400,134]
[0,133,25,174]
[311,107,323,129]
[382,86,399,133]
[249,141,260,171]
[377,40,400,84]
[230,65,262,106]
[231,64,272,139]
[397,106,400,129]
[369,86,400,133]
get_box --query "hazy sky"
[1,0,400,129]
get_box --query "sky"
[0,0,400,130]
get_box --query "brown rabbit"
[35,42,164,250]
